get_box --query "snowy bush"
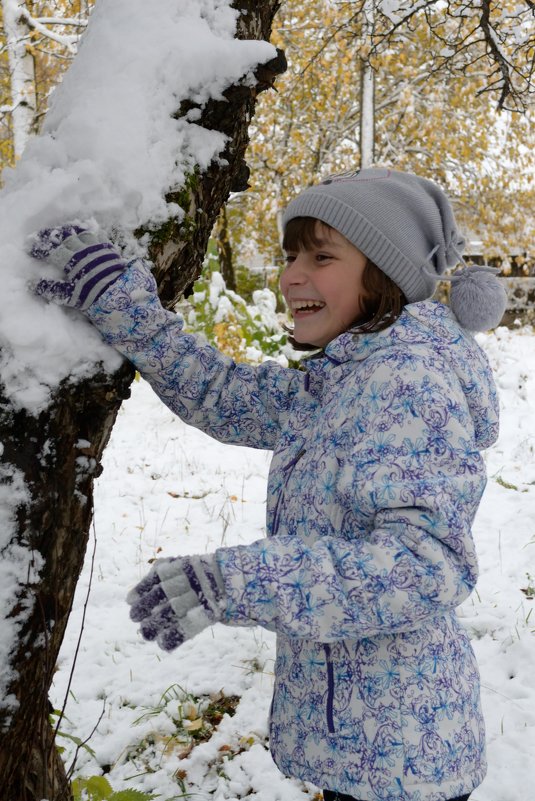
[181,255,294,366]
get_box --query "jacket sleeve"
[215,351,490,641]
[85,260,304,450]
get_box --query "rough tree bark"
[0,2,285,799]
[215,205,237,292]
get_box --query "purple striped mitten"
[126,554,227,651]
[30,224,126,311]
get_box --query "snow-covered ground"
[51,325,535,801]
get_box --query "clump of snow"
[378,0,403,24]
[209,271,230,318]
[0,0,275,412]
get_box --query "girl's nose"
[285,253,308,283]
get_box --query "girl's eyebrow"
[286,238,339,251]
[311,238,341,249]
[284,237,340,253]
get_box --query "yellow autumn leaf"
[182,717,204,731]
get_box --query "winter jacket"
[87,264,499,801]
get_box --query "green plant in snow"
[234,259,281,303]
[50,708,97,760]
[520,573,535,600]
[494,474,519,491]
[132,684,240,747]
[121,685,242,786]
[71,775,159,800]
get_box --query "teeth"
[292,300,325,311]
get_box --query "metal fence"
[501,277,535,327]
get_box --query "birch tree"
[1,0,90,164]
[2,0,37,156]
[0,2,285,800]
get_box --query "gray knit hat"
[282,167,507,331]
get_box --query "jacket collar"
[303,300,499,450]
[304,300,464,373]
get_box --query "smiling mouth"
[290,300,326,317]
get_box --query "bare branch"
[479,0,513,108]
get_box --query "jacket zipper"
[324,643,336,734]
[271,448,306,537]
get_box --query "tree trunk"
[359,59,375,168]
[2,0,37,157]
[216,205,237,292]
[359,0,375,168]
[0,2,285,799]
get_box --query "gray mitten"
[30,224,127,310]
[127,553,227,651]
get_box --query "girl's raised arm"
[32,225,304,451]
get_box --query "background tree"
[359,0,535,113]
[227,0,534,274]
[359,0,535,268]
[0,2,285,800]
[0,4,15,165]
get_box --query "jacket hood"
[309,300,499,450]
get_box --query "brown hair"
[282,217,407,349]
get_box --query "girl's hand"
[29,224,127,310]
[126,553,227,651]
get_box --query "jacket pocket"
[324,643,336,734]
[271,447,306,536]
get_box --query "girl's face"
[280,221,368,348]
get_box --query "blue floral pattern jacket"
[87,262,499,801]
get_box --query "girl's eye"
[315,253,332,262]
[284,254,296,264]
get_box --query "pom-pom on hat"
[282,167,507,331]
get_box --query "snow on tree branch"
[0,0,275,413]
[17,7,80,53]
[28,17,88,28]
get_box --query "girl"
[32,167,506,801]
